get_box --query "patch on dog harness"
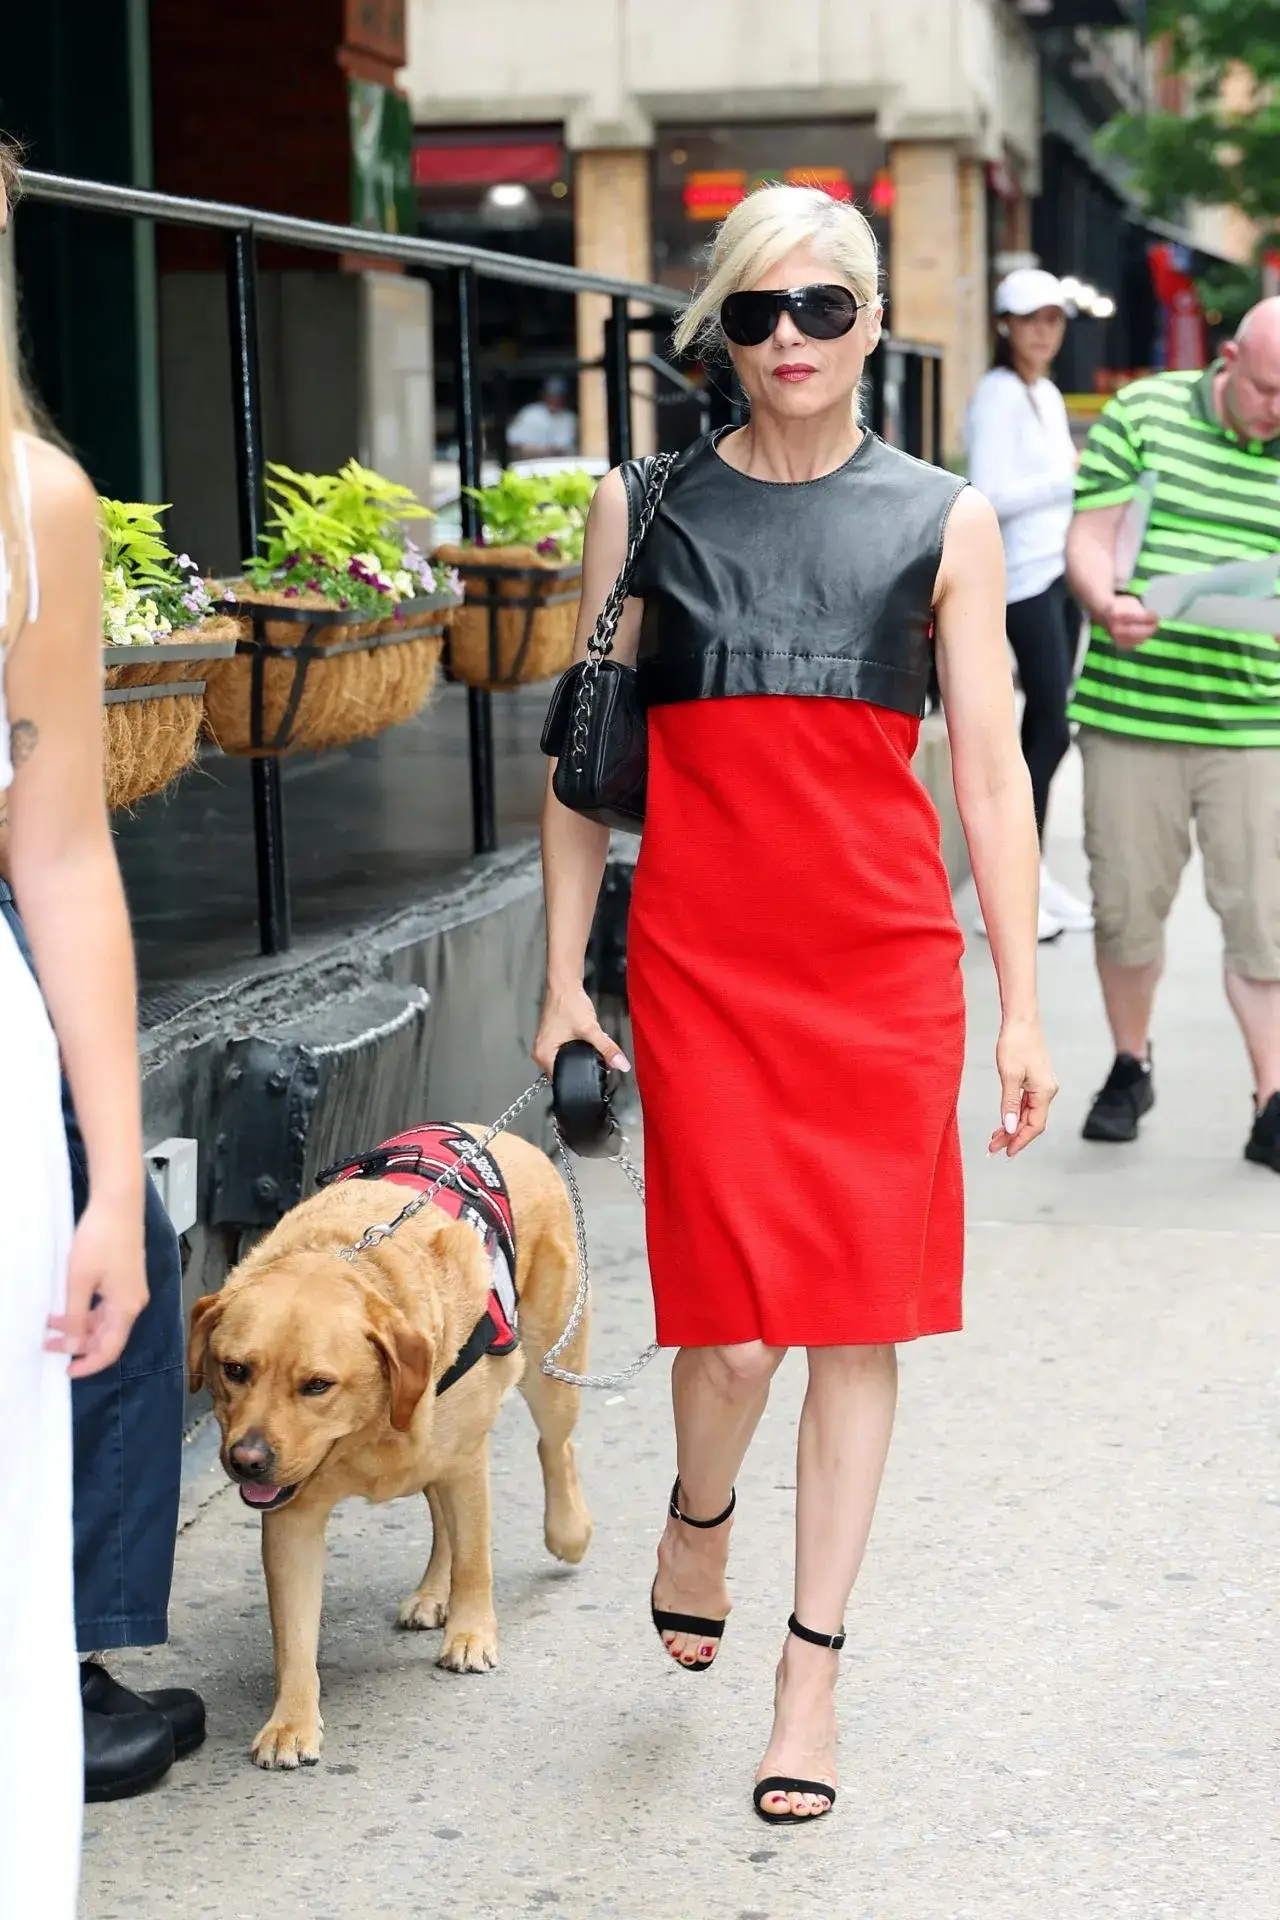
[318,1125,519,1394]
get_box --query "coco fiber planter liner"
[103,631,240,812]
[434,547,582,690]
[199,590,458,757]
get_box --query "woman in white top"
[0,148,148,1915]
[965,268,1092,939]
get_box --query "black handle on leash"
[552,1041,618,1158]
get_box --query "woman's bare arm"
[934,486,1057,1153]
[5,437,147,1368]
[535,468,637,1073]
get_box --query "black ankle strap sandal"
[752,1614,844,1825]
[649,1477,736,1672]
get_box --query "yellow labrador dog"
[188,1125,591,1769]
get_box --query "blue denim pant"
[0,882,183,1651]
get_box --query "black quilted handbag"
[540,452,674,833]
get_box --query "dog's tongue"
[240,1483,280,1506]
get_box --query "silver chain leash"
[337,1076,657,1391]
[539,1125,658,1389]
[337,1077,551,1260]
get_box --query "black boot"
[83,1703,174,1803]
[81,1658,207,1759]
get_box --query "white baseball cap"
[994,267,1076,318]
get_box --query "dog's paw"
[252,1714,324,1770]
[438,1621,499,1673]
[545,1504,593,1566]
[396,1589,448,1631]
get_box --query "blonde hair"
[672,184,881,360]
[0,135,35,646]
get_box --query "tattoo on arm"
[9,718,38,768]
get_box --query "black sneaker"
[1083,1052,1154,1143]
[1244,1092,1280,1171]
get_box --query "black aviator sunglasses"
[719,283,862,348]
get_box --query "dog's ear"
[364,1293,433,1433]
[187,1291,226,1394]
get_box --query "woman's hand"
[45,1194,148,1377]
[989,1014,1058,1158]
[534,980,631,1079]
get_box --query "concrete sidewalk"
[82,750,1279,1920]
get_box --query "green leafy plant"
[243,458,449,613]
[98,498,221,646]
[1102,2,1280,313]
[462,467,598,562]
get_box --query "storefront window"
[654,121,891,294]
[413,127,578,458]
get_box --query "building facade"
[407,0,1043,459]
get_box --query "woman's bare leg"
[653,1341,786,1665]
[756,1342,898,1817]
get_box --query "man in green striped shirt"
[1066,299,1280,1167]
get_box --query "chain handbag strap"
[336,1077,657,1392]
[569,451,675,773]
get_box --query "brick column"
[957,158,990,454]
[573,148,654,461]
[889,142,986,464]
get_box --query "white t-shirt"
[964,368,1076,605]
[507,402,578,455]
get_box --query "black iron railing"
[17,169,946,960]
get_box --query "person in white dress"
[1,149,149,1916]
[965,267,1094,942]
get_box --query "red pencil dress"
[624,430,967,1349]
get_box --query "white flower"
[392,569,414,599]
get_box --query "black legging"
[1005,575,1079,842]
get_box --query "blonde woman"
[0,147,148,1912]
[536,184,1056,1825]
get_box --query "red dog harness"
[318,1125,519,1395]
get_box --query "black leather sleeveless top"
[629,430,966,719]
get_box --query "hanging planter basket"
[198,588,459,757]
[433,545,582,690]
[102,628,242,812]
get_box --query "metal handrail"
[15,164,948,956]
[18,169,686,310]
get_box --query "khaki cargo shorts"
[1079,727,1280,980]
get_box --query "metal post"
[929,353,944,469]
[454,263,497,856]
[604,295,633,467]
[225,227,291,957]
[903,351,925,460]
[493,367,511,470]
[864,346,886,439]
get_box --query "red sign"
[682,165,858,222]
[785,167,853,201]
[682,170,747,220]
[413,142,564,189]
